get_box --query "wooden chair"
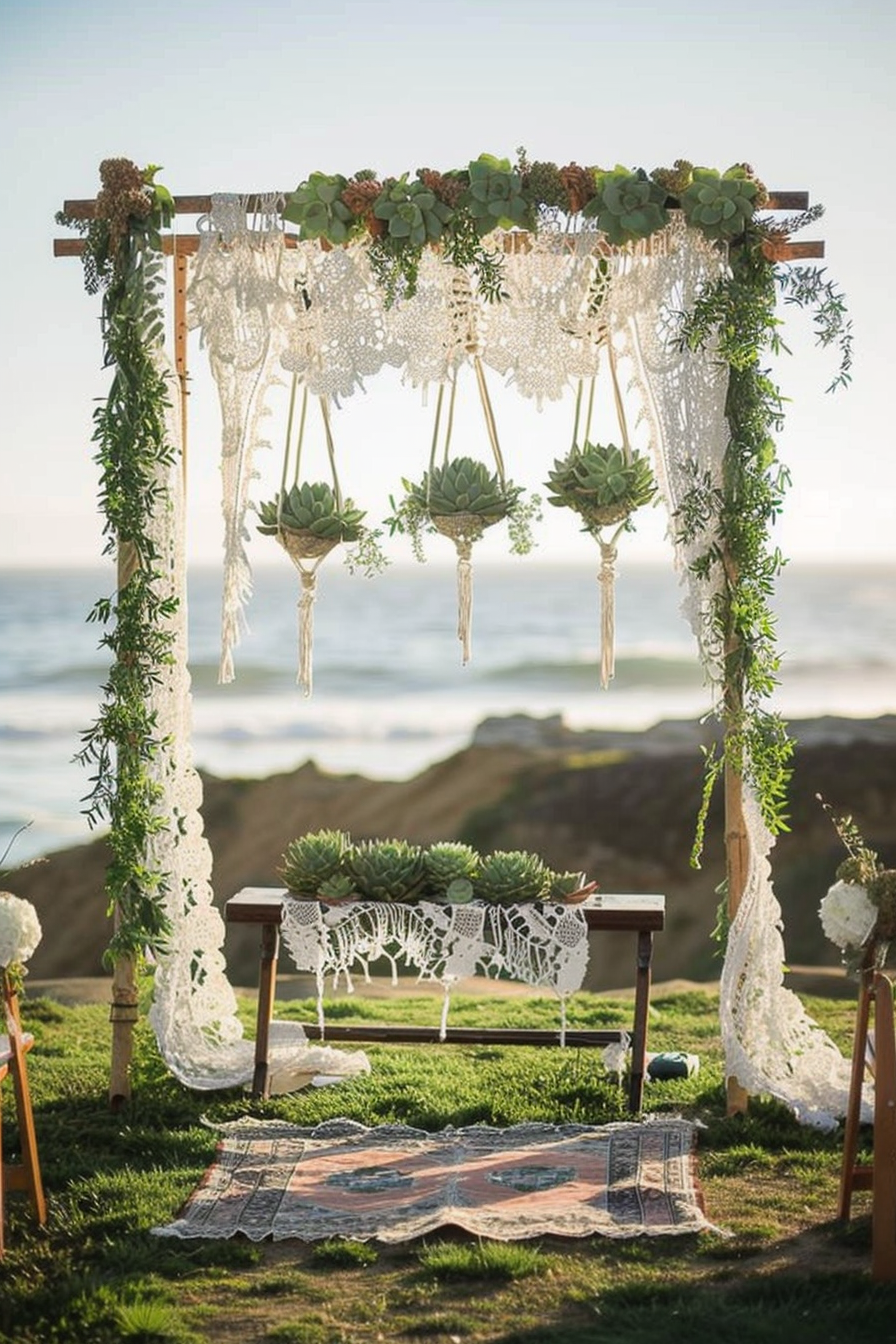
[0,978,47,1256]
[839,968,896,1280]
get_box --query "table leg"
[252,922,280,1098]
[628,930,653,1112]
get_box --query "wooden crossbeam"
[57,189,814,219]
[53,231,825,262]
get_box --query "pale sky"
[1,0,894,569]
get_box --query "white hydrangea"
[0,891,43,970]
[819,879,877,952]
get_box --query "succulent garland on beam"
[256,378,387,696]
[283,153,774,308]
[546,359,658,687]
[278,829,597,906]
[386,361,540,663]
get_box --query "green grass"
[0,984,892,1343]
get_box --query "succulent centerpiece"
[277,830,597,906]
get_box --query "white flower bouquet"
[818,797,896,976]
[0,892,42,975]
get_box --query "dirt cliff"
[13,717,896,992]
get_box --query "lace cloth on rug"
[143,362,369,1090]
[280,898,590,1043]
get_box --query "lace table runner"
[280,899,590,1043]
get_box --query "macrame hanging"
[547,343,657,688]
[256,378,351,696]
[423,356,511,665]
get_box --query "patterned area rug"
[153,1117,722,1243]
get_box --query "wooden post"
[174,247,189,481]
[722,550,751,1116]
[2,975,47,1241]
[108,540,141,1108]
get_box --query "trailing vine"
[677,209,852,865]
[57,159,176,964]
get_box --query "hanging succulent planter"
[545,347,657,688]
[256,377,384,696]
[387,357,539,664]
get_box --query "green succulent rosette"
[283,172,358,245]
[280,828,352,897]
[256,482,365,544]
[411,456,520,525]
[460,153,533,237]
[584,166,668,246]
[679,166,759,241]
[345,839,426,903]
[546,442,657,530]
[373,176,454,247]
[475,849,551,905]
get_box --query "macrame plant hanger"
[273,375,342,697]
[572,341,636,690]
[428,355,508,665]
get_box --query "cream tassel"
[598,537,618,689]
[297,567,319,698]
[456,538,474,666]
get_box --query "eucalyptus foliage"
[58,163,176,963]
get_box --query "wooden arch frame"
[54,186,825,1111]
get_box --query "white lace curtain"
[151,204,861,1125]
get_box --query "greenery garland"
[57,159,176,965]
[676,210,852,865]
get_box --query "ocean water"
[2,559,895,865]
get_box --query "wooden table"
[226,889,665,1112]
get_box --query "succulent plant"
[650,159,695,198]
[546,442,657,530]
[256,482,365,543]
[475,850,551,905]
[460,153,533,237]
[547,870,594,902]
[523,160,569,213]
[283,172,357,245]
[423,842,481,899]
[340,174,385,237]
[583,166,668,246]
[679,166,759,241]
[410,457,521,522]
[280,828,352,897]
[559,162,598,214]
[317,873,357,902]
[345,839,426,902]
[372,175,454,247]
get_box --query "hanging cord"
[570,373,597,452]
[275,378,341,695]
[429,358,506,665]
[584,342,632,689]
